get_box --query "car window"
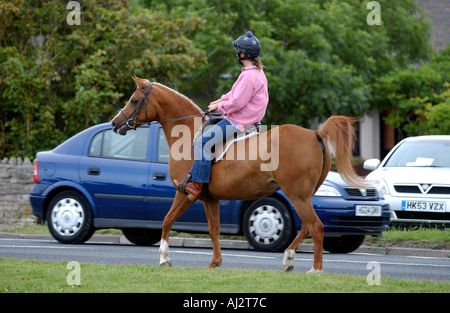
[384,139,450,168]
[157,128,170,163]
[89,127,150,161]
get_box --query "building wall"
[416,0,450,51]
[359,111,380,160]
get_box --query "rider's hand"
[208,99,221,112]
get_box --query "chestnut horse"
[111,75,366,273]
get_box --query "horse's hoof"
[282,249,295,272]
[207,261,222,268]
[282,262,294,272]
[307,267,323,274]
[160,259,172,267]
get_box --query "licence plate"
[355,205,382,216]
[402,201,446,212]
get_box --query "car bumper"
[309,197,390,237]
[29,183,50,220]
[30,194,46,220]
[384,194,450,225]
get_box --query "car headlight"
[315,184,342,197]
[370,178,389,197]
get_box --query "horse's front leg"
[203,200,222,268]
[159,192,193,266]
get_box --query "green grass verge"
[1,258,449,293]
[365,227,450,249]
[0,224,50,234]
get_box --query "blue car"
[30,123,390,253]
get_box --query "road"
[1,236,449,281]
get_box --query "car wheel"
[243,197,296,252]
[323,235,365,253]
[46,190,95,244]
[122,229,162,246]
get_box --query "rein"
[158,111,210,124]
[119,82,211,128]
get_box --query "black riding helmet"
[233,31,261,63]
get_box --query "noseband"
[120,82,153,129]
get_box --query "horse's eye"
[130,98,138,104]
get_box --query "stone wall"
[0,157,36,225]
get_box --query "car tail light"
[33,159,39,183]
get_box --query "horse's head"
[111,75,157,135]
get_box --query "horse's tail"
[317,115,367,188]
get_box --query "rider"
[175,31,269,201]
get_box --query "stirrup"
[174,173,191,195]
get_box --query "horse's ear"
[132,74,149,90]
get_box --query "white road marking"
[0,245,95,249]
[294,257,450,268]
[170,250,276,260]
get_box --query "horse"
[110,75,366,273]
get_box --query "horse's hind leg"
[203,200,222,268]
[283,197,324,273]
[159,192,193,266]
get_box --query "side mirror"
[363,158,380,171]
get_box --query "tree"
[1,0,435,158]
[0,0,204,158]
[146,0,432,127]
[373,45,450,137]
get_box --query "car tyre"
[323,235,365,253]
[122,228,162,246]
[243,197,296,252]
[46,190,95,244]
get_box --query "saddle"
[193,114,260,163]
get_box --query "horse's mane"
[154,82,203,114]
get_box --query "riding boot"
[183,181,203,201]
[174,173,203,201]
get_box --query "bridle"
[119,82,153,129]
[118,82,211,128]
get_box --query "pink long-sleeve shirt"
[218,66,269,131]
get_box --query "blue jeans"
[191,119,237,183]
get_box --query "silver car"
[364,135,450,226]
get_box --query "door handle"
[152,172,166,180]
[88,167,100,175]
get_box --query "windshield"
[384,139,450,168]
